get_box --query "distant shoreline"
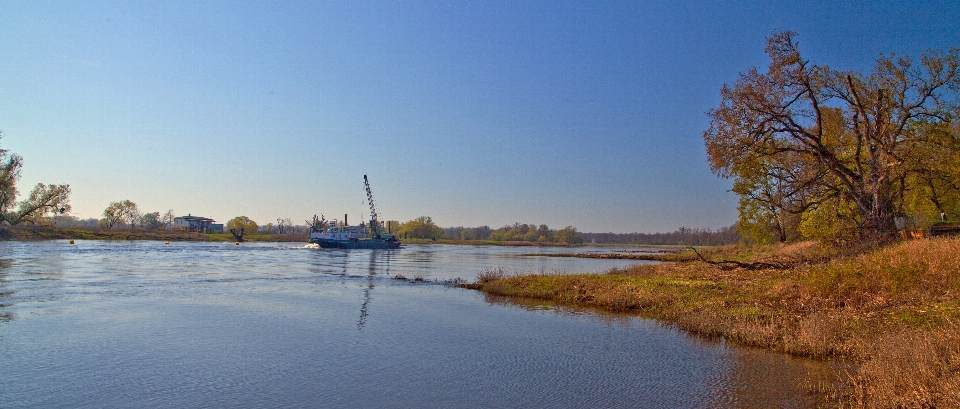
[0,227,690,249]
[0,226,307,242]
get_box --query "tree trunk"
[230,228,244,242]
[860,184,899,242]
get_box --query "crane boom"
[364,175,381,236]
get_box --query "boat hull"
[309,237,401,249]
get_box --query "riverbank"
[461,238,960,408]
[0,226,308,242]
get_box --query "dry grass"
[475,266,511,283]
[461,237,960,408]
[847,321,960,408]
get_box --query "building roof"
[174,215,216,223]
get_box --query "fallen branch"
[688,247,789,270]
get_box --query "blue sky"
[2,0,958,233]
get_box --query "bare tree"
[307,214,327,232]
[161,209,176,230]
[125,204,142,230]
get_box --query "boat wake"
[292,243,320,249]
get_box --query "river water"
[0,241,835,408]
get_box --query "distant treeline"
[53,215,313,235]
[440,223,583,244]
[56,213,739,246]
[440,223,739,246]
[579,226,740,246]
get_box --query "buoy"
[164,241,169,244]
[69,240,75,244]
[235,242,239,245]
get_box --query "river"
[0,241,836,408]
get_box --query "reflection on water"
[485,293,838,408]
[0,241,834,408]
[357,250,386,330]
[707,347,845,408]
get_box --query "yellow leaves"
[707,31,960,242]
[226,216,258,233]
[798,199,858,243]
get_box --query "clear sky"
[2,1,958,233]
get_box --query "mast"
[364,175,381,236]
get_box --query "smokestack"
[345,214,348,225]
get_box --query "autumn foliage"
[705,31,960,244]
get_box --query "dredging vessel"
[308,175,401,249]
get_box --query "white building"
[172,214,223,233]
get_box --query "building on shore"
[172,215,223,233]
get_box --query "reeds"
[476,266,510,283]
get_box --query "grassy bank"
[0,226,308,242]
[461,238,960,408]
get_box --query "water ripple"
[0,241,833,408]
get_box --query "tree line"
[318,215,740,246]
[483,223,583,244]
[705,31,960,244]
[397,219,740,245]
[100,200,175,230]
[385,219,584,244]
[580,226,740,246]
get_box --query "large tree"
[141,212,161,230]
[554,226,583,244]
[705,31,960,242]
[0,135,23,222]
[9,183,72,225]
[101,200,137,229]
[0,131,72,226]
[227,216,258,242]
[124,202,142,230]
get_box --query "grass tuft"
[476,266,510,283]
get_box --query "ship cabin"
[322,224,370,240]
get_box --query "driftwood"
[688,247,790,270]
